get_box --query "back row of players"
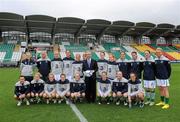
[14,48,171,109]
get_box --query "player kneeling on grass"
[43,73,56,104]
[112,71,128,106]
[70,73,86,103]
[30,73,44,103]
[56,74,70,104]
[14,76,31,106]
[128,73,145,108]
[97,71,111,105]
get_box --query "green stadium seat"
[48,51,54,60]
[92,52,99,61]
[0,44,15,62]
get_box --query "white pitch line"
[68,100,88,122]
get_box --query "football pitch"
[0,64,180,122]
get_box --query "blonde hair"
[48,73,54,78]
[21,53,27,61]
[34,72,41,77]
[156,47,163,52]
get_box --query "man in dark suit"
[83,51,98,103]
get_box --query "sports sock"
[145,90,150,101]
[97,96,101,103]
[150,91,155,102]
[106,97,110,103]
[160,96,165,102]
[165,97,169,104]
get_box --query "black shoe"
[139,102,144,108]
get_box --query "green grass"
[0,64,180,122]
[0,68,79,122]
[77,64,180,122]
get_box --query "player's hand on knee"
[31,92,34,97]
[66,92,70,97]
[82,93,85,97]
[26,93,31,98]
[20,94,25,98]
[123,93,128,97]
[117,92,122,97]
[14,95,18,99]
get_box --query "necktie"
[88,59,91,68]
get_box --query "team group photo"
[15,49,171,110]
[0,0,180,122]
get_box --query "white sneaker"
[134,101,138,106]
[17,101,22,106]
[26,100,30,106]
[116,102,120,105]
[58,100,62,104]
[129,103,132,108]
[145,101,150,105]
[139,102,144,108]
[46,100,49,104]
[53,100,57,104]
[124,101,128,106]
[66,100,69,105]
[37,98,41,103]
[30,98,34,103]
[149,101,155,106]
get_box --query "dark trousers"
[41,75,48,82]
[24,76,33,82]
[85,77,96,103]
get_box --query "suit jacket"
[83,59,98,80]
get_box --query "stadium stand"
[168,46,179,52]
[95,45,106,52]
[0,12,179,66]
[167,52,180,60]
[146,44,177,61]
[47,51,54,60]
[59,45,66,52]
[0,52,6,62]
[64,45,89,52]
[175,44,180,49]
[92,52,99,60]
[11,52,22,62]
[59,52,66,59]
[150,44,174,52]
[122,45,137,52]
[0,44,14,61]
[133,44,155,52]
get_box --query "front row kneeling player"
[31,73,44,103]
[14,76,31,106]
[56,74,70,104]
[30,73,44,103]
[112,71,128,106]
[70,73,86,103]
[97,71,111,105]
[43,73,56,104]
[128,72,145,108]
